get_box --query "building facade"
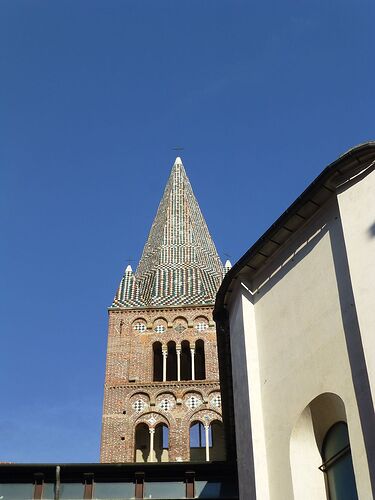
[100,157,228,463]
[214,142,375,500]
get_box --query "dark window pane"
[323,422,358,500]
[145,481,184,499]
[326,454,358,500]
[43,483,55,499]
[0,484,33,499]
[60,482,84,499]
[94,482,135,499]
[323,422,349,461]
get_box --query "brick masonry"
[100,304,222,462]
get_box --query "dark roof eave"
[214,141,375,319]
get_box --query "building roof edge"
[214,141,375,319]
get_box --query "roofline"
[0,460,237,482]
[108,302,215,313]
[0,461,230,469]
[214,141,375,318]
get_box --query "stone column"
[162,349,168,382]
[176,347,181,381]
[148,428,155,463]
[190,348,195,381]
[204,425,210,462]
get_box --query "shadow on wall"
[368,222,375,238]
[197,480,238,498]
[254,222,327,301]
[329,219,375,495]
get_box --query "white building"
[214,142,375,500]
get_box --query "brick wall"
[100,305,223,463]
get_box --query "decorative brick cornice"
[106,380,220,391]
[108,304,215,314]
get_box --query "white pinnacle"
[125,264,133,273]
[225,260,232,270]
[174,156,183,165]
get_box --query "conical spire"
[112,157,224,308]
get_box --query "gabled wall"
[225,175,375,499]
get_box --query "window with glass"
[190,422,212,448]
[320,422,358,500]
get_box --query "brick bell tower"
[100,157,231,463]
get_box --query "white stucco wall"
[337,168,375,400]
[228,192,373,499]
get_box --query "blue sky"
[1,0,374,462]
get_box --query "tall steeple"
[102,155,225,464]
[112,157,224,308]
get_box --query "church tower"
[100,157,229,463]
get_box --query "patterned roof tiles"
[112,157,225,308]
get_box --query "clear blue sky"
[1,0,374,462]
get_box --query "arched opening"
[134,423,150,463]
[290,405,325,499]
[290,393,358,500]
[166,341,177,381]
[210,420,226,460]
[321,422,358,500]
[181,340,191,380]
[195,339,206,380]
[153,342,162,382]
[154,423,169,462]
[189,421,212,461]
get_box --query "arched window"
[153,342,162,382]
[290,394,358,500]
[210,420,226,461]
[134,422,169,463]
[189,421,212,461]
[181,340,192,380]
[154,423,169,462]
[134,423,150,463]
[189,420,226,461]
[320,422,358,500]
[166,341,177,381]
[195,340,206,380]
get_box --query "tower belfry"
[101,158,228,463]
